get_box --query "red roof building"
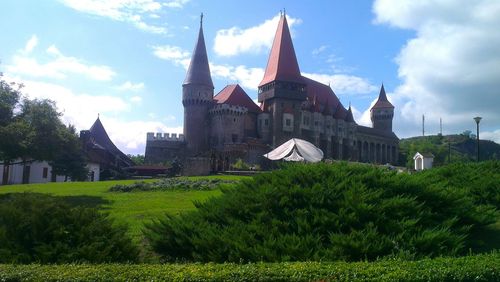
[145,13,399,170]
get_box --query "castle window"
[232,134,238,143]
[264,119,269,126]
[234,118,236,123]
[42,167,48,179]
[283,113,293,132]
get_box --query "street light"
[473,116,482,162]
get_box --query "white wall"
[87,163,100,182]
[0,159,98,185]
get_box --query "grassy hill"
[0,175,248,242]
[399,133,500,168]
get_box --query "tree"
[0,75,88,184]
[127,154,145,165]
[49,125,88,181]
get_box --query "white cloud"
[152,45,190,60]
[59,0,171,34]
[214,14,302,57]
[312,45,328,56]
[373,0,500,139]
[7,40,115,81]
[303,72,378,95]
[5,75,179,155]
[116,81,145,91]
[482,129,500,144]
[101,118,182,153]
[210,64,264,90]
[130,95,142,103]
[24,35,38,53]
[163,0,189,8]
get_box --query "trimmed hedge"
[145,162,498,262]
[0,253,498,281]
[109,178,236,192]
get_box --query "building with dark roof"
[145,14,399,171]
[80,117,134,179]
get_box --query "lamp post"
[473,117,482,162]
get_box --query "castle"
[145,14,399,172]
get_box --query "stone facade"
[145,14,399,170]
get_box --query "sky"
[1,0,499,155]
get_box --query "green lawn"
[0,175,249,241]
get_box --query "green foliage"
[109,178,237,192]
[50,125,88,181]
[232,158,251,170]
[0,77,88,183]
[0,193,139,263]
[0,253,498,281]
[145,162,498,262]
[169,157,183,177]
[127,154,145,165]
[412,161,500,209]
[400,134,500,168]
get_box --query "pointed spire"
[345,103,355,123]
[371,83,394,109]
[183,13,214,88]
[259,13,302,87]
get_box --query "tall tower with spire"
[370,84,394,131]
[182,13,214,155]
[257,13,307,147]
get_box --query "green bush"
[0,253,498,281]
[0,193,139,263]
[109,178,236,192]
[145,162,498,262]
[413,161,500,209]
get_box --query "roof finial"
[200,13,203,28]
[283,8,286,17]
[97,113,100,118]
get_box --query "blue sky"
[2,0,499,155]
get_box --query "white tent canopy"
[264,138,324,163]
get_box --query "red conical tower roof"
[183,14,214,88]
[371,84,394,109]
[259,14,302,87]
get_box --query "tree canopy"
[0,74,87,183]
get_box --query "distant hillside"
[399,133,500,168]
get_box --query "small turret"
[182,13,214,155]
[370,84,394,131]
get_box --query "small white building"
[413,152,434,171]
[0,159,99,185]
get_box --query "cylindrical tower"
[182,14,214,155]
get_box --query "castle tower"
[182,14,214,155]
[258,13,307,147]
[370,84,394,131]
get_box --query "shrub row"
[0,253,498,281]
[0,193,138,264]
[145,162,498,262]
[109,178,236,192]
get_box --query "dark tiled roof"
[357,125,399,139]
[372,84,394,109]
[345,105,356,123]
[88,117,133,166]
[214,84,261,113]
[333,103,348,119]
[259,15,302,86]
[183,23,214,88]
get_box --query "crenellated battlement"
[147,132,185,142]
[209,104,248,116]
